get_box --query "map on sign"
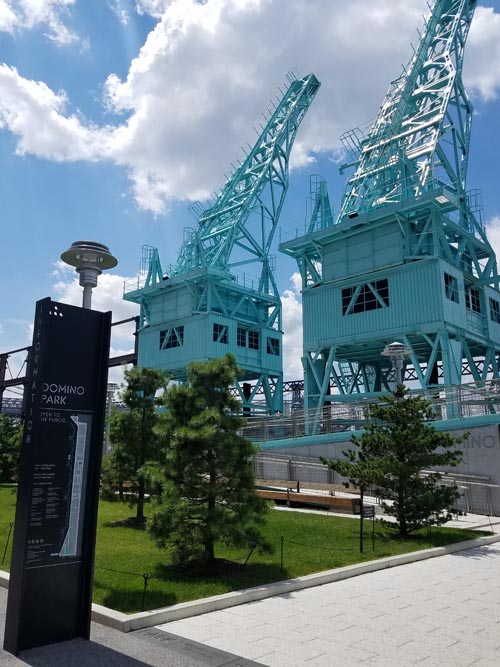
[59,415,92,557]
[26,411,93,565]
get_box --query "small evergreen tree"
[100,440,130,502]
[322,386,464,536]
[0,414,22,482]
[108,366,168,521]
[149,354,269,567]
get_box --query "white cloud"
[1,1,500,214]
[0,0,79,45]
[135,0,171,17]
[465,7,500,101]
[102,0,431,211]
[108,0,130,25]
[0,64,116,160]
[486,216,500,261]
[281,272,303,380]
[0,1,16,32]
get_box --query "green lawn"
[0,484,489,613]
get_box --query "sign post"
[359,489,364,553]
[361,504,376,552]
[4,298,111,655]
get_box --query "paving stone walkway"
[157,542,500,667]
[0,586,260,667]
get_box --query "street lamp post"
[61,241,118,309]
[381,341,411,387]
[105,382,119,454]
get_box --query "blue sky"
[1,0,500,388]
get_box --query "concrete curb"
[2,533,499,633]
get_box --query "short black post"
[359,489,364,554]
[141,573,150,611]
[2,522,14,566]
[372,515,375,552]
[243,541,257,567]
[280,536,284,573]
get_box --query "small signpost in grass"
[362,505,376,552]
[360,488,376,554]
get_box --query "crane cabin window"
[159,325,184,349]
[490,298,500,324]
[444,273,459,303]
[237,326,260,350]
[267,337,280,356]
[213,323,228,344]
[342,279,389,315]
[248,330,260,350]
[465,286,481,314]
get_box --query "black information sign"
[362,505,375,519]
[4,298,111,655]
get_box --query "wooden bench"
[256,488,355,513]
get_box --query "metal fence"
[254,453,496,516]
[243,379,500,443]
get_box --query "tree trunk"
[136,407,147,523]
[398,484,407,537]
[204,533,215,564]
[136,477,145,522]
[205,446,217,563]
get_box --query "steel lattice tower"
[280,0,500,424]
[124,73,320,414]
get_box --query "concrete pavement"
[0,586,264,667]
[157,541,500,666]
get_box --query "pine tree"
[322,386,464,536]
[149,354,269,567]
[108,366,168,521]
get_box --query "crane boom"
[124,72,320,416]
[339,0,476,221]
[280,0,500,426]
[173,72,320,291]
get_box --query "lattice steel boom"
[339,0,476,223]
[173,73,321,287]
[125,73,320,414]
[280,0,500,430]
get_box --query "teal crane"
[280,0,500,426]
[124,72,320,414]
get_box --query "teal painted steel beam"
[258,412,500,451]
[339,0,477,222]
[172,73,320,285]
[125,73,320,415]
[279,0,500,431]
